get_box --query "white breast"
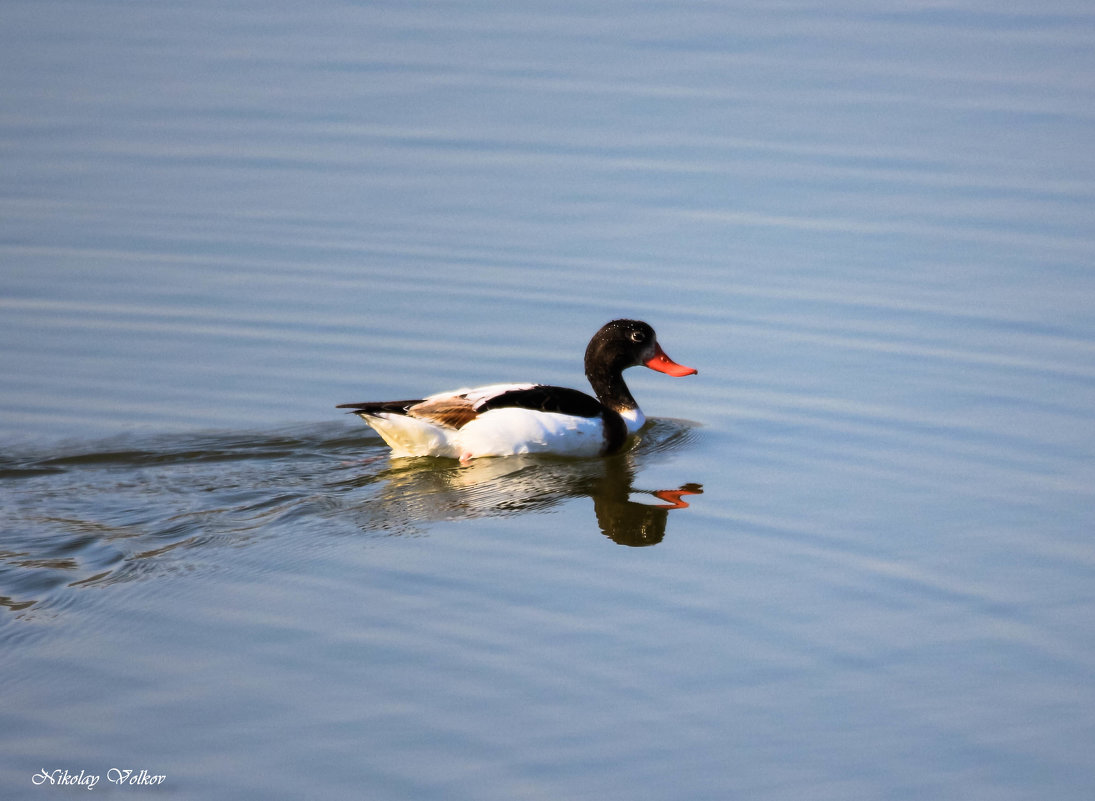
[619,406,646,434]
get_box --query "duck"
[337,319,697,462]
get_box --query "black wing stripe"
[335,399,424,415]
[476,386,603,418]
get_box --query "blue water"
[2,2,1094,799]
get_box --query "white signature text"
[32,768,167,789]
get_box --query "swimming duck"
[337,319,696,462]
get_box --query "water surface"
[2,1,1094,799]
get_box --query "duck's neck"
[591,367,639,431]
[587,364,635,412]
[587,365,646,433]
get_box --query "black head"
[584,319,697,381]
[585,319,657,374]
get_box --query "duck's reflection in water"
[338,419,702,546]
[589,461,702,546]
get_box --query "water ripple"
[0,419,702,621]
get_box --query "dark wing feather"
[336,399,424,415]
[476,386,603,418]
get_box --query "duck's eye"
[629,330,645,344]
